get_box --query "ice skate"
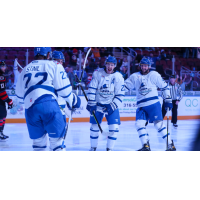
[138,143,151,151]
[0,131,9,141]
[89,147,97,151]
[166,140,176,151]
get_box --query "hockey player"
[0,61,13,141]
[16,47,80,151]
[86,56,125,151]
[124,57,176,151]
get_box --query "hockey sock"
[135,120,148,145]
[2,118,5,131]
[154,121,172,144]
[0,119,3,132]
[90,124,99,148]
[107,124,118,150]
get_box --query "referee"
[162,75,183,128]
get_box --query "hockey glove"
[102,102,118,115]
[164,98,173,111]
[86,100,97,115]
[7,99,13,109]
[67,93,81,111]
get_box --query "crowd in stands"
[0,47,200,91]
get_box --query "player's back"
[17,60,58,109]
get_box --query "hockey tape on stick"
[15,59,24,70]
[80,48,91,82]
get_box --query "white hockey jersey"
[16,60,73,109]
[124,71,171,108]
[87,68,125,107]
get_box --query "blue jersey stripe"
[137,96,159,105]
[88,93,96,95]
[125,85,130,91]
[61,92,71,98]
[89,87,97,90]
[24,85,57,99]
[114,96,122,103]
[56,84,71,92]
[16,95,24,99]
[115,94,125,97]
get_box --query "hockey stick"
[63,109,73,140]
[14,59,24,70]
[75,75,112,137]
[166,108,169,150]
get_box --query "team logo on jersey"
[139,82,152,96]
[0,76,4,80]
[99,83,114,98]
[111,78,115,84]
[100,84,109,90]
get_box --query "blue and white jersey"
[16,60,73,109]
[87,68,125,107]
[124,71,171,108]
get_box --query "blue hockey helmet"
[139,57,151,67]
[34,47,52,58]
[105,56,117,66]
[52,51,65,63]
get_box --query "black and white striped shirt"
[162,82,183,101]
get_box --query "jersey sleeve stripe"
[0,91,6,96]
[125,85,130,91]
[56,84,71,92]
[61,92,71,98]
[113,102,118,108]
[114,96,122,103]
[1,95,9,101]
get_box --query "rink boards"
[6,95,200,123]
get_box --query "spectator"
[77,53,88,68]
[70,48,79,67]
[120,57,128,70]
[192,47,197,58]
[91,47,101,59]
[148,52,159,71]
[107,47,113,56]
[181,75,192,91]
[86,58,98,73]
[176,74,187,85]
[120,66,128,80]
[99,47,108,57]
[74,66,88,89]
[166,50,173,60]
[65,67,69,73]
[115,59,122,72]
[130,60,138,74]
[67,66,76,89]
[183,47,190,58]
[159,49,167,60]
